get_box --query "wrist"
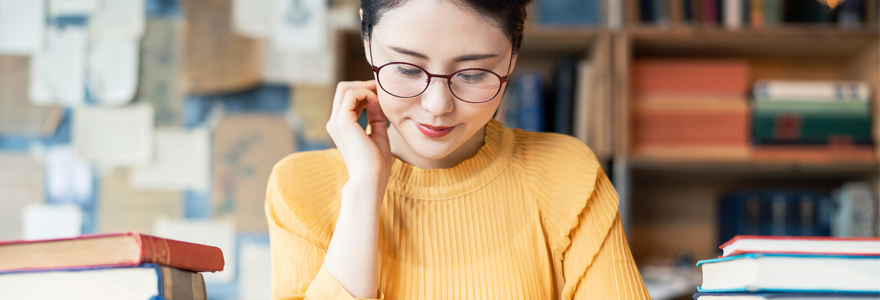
[341,179,387,211]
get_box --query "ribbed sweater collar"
[387,119,514,200]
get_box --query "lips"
[415,122,455,138]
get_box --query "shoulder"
[509,129,617,255]
[510,129,602,189]
[511,129,601,170]
[267,149,347,245]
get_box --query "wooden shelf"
[626,26,879,59]
[629,156,879,178]
[519,26,603,53]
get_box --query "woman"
[264,0,650,299]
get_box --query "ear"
[359,8,364,21]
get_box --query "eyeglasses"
[368,29,514,104]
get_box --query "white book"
[698,254,880,293]
[0,264,206,300]
[753,80,871,102]
[724,0,743,30]
[721,236,880,257]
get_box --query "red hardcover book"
[632,59,750,96]
[720,235,880,257]
[0,232,224,273]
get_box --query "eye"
[456,70,488,83]
[394,65,423,78]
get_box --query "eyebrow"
[389,46,498,62]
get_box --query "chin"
[404,134,460,160]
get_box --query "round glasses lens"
[450,69,502,103]
[377,63,428,98]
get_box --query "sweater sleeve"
[265,153,384,300]
[562,171,650,300]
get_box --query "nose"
[419,77,454,116]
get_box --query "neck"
[388,125,486,170]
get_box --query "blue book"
[718,191,763,248]
[553,58,576,135]
[0,263,206,299]
[694,292,880,299]
[697,253,880,293]
[538,0,600,26]
[515,73,544,132]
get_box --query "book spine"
[753,80,871,102]
[641,0,656,23]
[654,0,669,25]
[752,113,873,144]
[703,0,717,25]
[157,265,208,300]
[554,58,576,135]
[724,0,743,29]
[762,191,791,236]
[136,233,225,272]
[762,0,782,27]
[633,59,749,95]
[750,0,763,28]
[516,73,544,132]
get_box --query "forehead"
[371,0,511,57]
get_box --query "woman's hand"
[326,80,393,190]
[322,80,388,298]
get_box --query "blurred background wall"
[0,0,878,299]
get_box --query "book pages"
[292,84,333,142]
[49,0,99,17]
[232,0,273,38]
[73,104,154,167]
[271,0,328,53]
[89,0,145,40]
[88,38,140,106]
[0,154,44,242]
[0,55,64,136]
[130,128,211,191]
[22,203,83,240]
[212,115,295,232]
[98,169,182,235]
[0,0,44,55]
[138,18,184,127]
[238,241,272,300]
[29,26,88,106]
[183,0,261,94]
[45,145,94,205]
[154,216,236,284]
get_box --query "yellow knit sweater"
[265,119,650,300]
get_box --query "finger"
[354,100,368,120]
[339,88,379,122]
[366,101,388,142]
[330,81,376,120]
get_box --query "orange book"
[0,232,224,273]
[632,59,750,96]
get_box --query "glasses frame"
[367,26,514,104]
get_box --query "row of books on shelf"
[694,235,880,299]
[631,0,879,29]
[498,56,614,159]
[0,232,223,299]
[632,58,875,162]
[717,182,878,250]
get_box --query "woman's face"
[365,0,516,162]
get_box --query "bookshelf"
[613,26,880,266]
[334,10,880,270]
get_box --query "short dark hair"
[361,0,533,53]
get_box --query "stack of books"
[0,232,224,299]
[694,235,880,300]
[631,59,751,160]
[750,80,875,162]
